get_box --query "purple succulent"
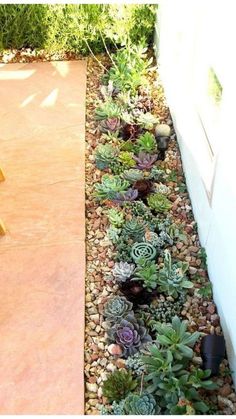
[133,152,158,170]
[107,314,152,358]
[99,117,122,133]
[113,188,138,203]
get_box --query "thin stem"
[84,38,107,72]
[99,29,117,69]
[140,372,144,396]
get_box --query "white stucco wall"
[156,1,236,382]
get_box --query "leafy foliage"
[0,4,156,53]
[102,369,137,402]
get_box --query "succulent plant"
[155,183,170,195]
[123,219,146,242]
[107,208,125,228]
[113,188,138,203]
[107,314,152,358]
[118,151,136,168]
[107,226,121,243]
[114,239,133,263]
[134,152,158,170]
[100,81,120,100]
[95,100,122,120]
[99,117,122,134]
[104,296,134,323]
[113,261,136,282]
[137,297,185,327]
[154,316,201,360]
[147,193,172,213]
[94,174,130,201]
[133,179,153,198]
[102,369,138,402]
[148,166,166,182]
[137,132,157,153]
[95,144,118,170]
[133,258,158,292]
[124,392,158,415]
[125,353,145,376]
[157,250,193,298]
[135,94,154,113]
[137,112,159,130]
[123,169,144,183]
[143,231,160,247]
[122,123,140,140]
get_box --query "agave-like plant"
[137,132,157,153]
[134,152,158,170]
[107,314,152,358]
[157,250,193,298]
[113,261,136,282]
[104,296,134,323]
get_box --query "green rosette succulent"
[147,193,172,213]
[102,369,138,402]
[104,296,134,323]
[123,219,147,242]
[124,392,158,415]
[94,174,130,201]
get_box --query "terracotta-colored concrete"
[0,61,86,414]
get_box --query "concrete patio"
[0,60,86,414]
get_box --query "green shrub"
[0,4,157,53]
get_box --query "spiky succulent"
[123,219,146,242]
[134,152,158,170]
[157,250,193,298]
[124,392,158,415]
[118,151,136,168]
[137,132,157,153]
[107,208,125,228]
[104,296,133,323]
[95,144,118,170]
[123,169,144,183]
[107,314,152,358]
[133,258,158,291]
[113,188,138,203]
[94,175,130,201]
[133,179,153,198]
[102,369,138,402]
[113,261,136,282]
[99,117,122,134]
[147,193,172,213]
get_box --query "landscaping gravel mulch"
[84,55,236,415]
